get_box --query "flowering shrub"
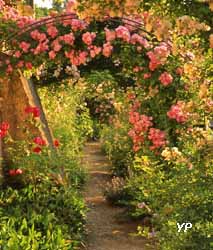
[167,101,189,123]
[0,83,89,248]
[158,72,173,86]
[38,82,93,156]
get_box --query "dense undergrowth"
[0,83,93,249]
[99,90,213,250]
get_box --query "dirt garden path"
[81,141,155,250]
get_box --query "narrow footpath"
[81,141,155,250]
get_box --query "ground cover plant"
[0,0,212,249]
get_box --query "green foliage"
[140,0,212,25]
[100,108,133,177]
[0,183,86,250]
[38,83,93,157]
[35,6,49,18]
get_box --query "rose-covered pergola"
[0,2,155,163]
[0,1,212,249]
[0,0,211,180]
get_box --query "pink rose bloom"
[33,40,49,55]
[115,25,131,42]
[127,93,136,100]
[65,0,76,13]
[167,102,189,123]
[30,30,46,42]
[129,111,140,124]
[38,33,47,42]
[131,34,150,48]
[133,66,144,72]
[14,51,21,58]
[19,41,30,53]
[30,30,40,40]
[147,51,161,71]
[131,100,141,111]
[78,51,88,65]
[0,0,5,10]
[105,28,116,42]
[49,50,56,59]
[15,169,23,175]
[61,33,75,45]
[66,50,88,66]
[143,73,151,79]
[47,26,58,38]
[102,43,113,57]
[82,32,96,46]
[25,62,32,69]
[17,16,33,29]
[52,39,62,52]
[148,128,167,150]
[89,45,101,58]
[70,19,87,31]
[147,43,170,71]
[65,50,74,59]
[133,144,141,152]
[70,56,79,65]
[159,72,173,86]
[154,43,170,59]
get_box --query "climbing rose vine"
[0,0,211,159]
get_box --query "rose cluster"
[167,101,189,123]
[33,136,60,154]
[128,103,168,152]
[159,71,173,86]
[148,128,167,150]
[128,110,153,152]
[9,168,23,176]
[33,136,47,153]
[0,121,9,138]
[147,43,170,71]
[25,106,40,118]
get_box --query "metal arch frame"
[1,12,194,62]
[1,13,154,45]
